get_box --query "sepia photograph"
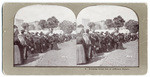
[76,5,139,66]
[14,5,139,67]
[14,5,77,66]
[2,2,148,75]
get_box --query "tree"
[38,20,47,29]
[77,24,84,28]
[87,22,95,31]
[113,15,125,32]
[59,20,75,34]
[105,19,115,29]
[21,23,29,30]
[47,16,59,33]
[125,20,139,33]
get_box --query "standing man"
[83,29,91,63]
[18,30,27,63]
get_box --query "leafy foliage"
[47,16,59,29]
[21,23,29,30]
[38,20,47,29]
[59,20,75,34]
[87,22,95,30]
[125,20,139,33]
[105,19,115,29]
[113,15,125,28]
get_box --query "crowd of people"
[14,27,74,65]
[76,29,138,65]
[14,25,138,65]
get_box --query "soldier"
[33,32,41,53]
[30,33,35,53]
[101,33,107,52]
[96,32,103,53]
[128,33,132,42]
[24,32,34,58]
[89,33,97,59]
[124,33,128,43]
[39,32,46,53]
[105,31,113,52]
[94,33,101,53]
[52,34,59,50]
[48,34,54,50]
[44,34,50,51]
[117,33,125,49]
[112,33,119,50]
[44,35,48,51]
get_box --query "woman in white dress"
[76,33,86,65]
[14,28,22,65]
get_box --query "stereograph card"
[2,3,147,75]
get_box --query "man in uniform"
[117,33,125,49]
[33,32,41,53]
[105,31,113,52]
[24,32,34,58]
[89,32,97,59]
[112,33,119,49]
[39,32,46,53]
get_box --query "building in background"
[94,20,107,30]
[82,18,90,29]
[14,19,24,30]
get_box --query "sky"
[15,5,76,23]
[77,5,138,25]
[15,5,138,29]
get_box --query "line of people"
[14,28,74,65]
[76,29,138,65]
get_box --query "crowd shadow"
[84,46,127,65]
[80,53,105,65]
[23,53,40,64]
[89,53,105,64]
[23,45,62,65]
[14,53,40,66]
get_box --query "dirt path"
[19,40,138,67]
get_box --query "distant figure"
[52,34,59,50]
[117,33,125,49]
[33,32,41,53]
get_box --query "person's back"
[83,33,91,45]
[76,34,85,45]
[18,34,26,46]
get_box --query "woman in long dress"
[76,33,86,65]
[14,29,22,65]
[14,39,22,65]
